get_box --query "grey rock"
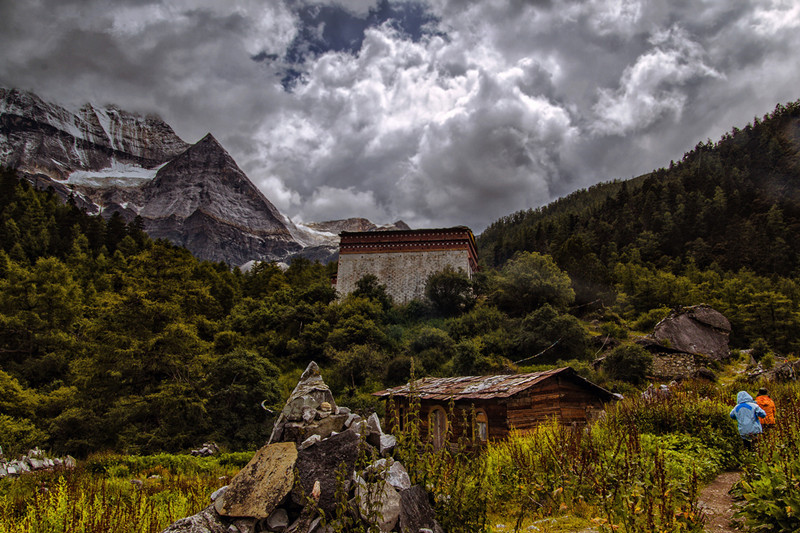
[28,447,44,458]
[286,514,322,533]
[302,407,317,424]
[210,486,227,502]
[266,508,289,531]
[398,486,438,533]
[64,456,77,469]
[355,480,401,532]
[652,305,731,360]
[336,406,351,416]
[386,461,411,491]
[270,362,337,444]
[344,413,360,428]
[366,413,382,435]
[27,458,45,470]
[292,430,360,514]
[299,435,321,450]
[161,504,230,533]
[379,434,397,455]
[229,518,256,533]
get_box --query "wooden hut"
[373,367,617,448]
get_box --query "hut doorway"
[429,407,447,449]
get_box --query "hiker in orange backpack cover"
[755,387,776,431]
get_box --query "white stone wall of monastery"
[337,249,472,304]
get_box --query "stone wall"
[652,353,697,379]
[337,249,473,304]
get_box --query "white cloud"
[299,186,387,223]
[586,0,644,37]
[591,26,723,136]
[1,0,799,232]
[751,0,800,35]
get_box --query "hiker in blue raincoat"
[729,391,767,449]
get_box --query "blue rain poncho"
[729,391,767,437]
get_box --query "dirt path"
[697,471,741,533]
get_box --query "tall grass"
[0,453,248,533]
[483,380,744,532]
[2,380,788,533]
[735,381,800,532]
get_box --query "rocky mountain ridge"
[0,87,406,266]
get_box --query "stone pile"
[162,362,442,533]
[191,442,221,457]
[0,447,77,479]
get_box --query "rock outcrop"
[162,362,441,533]
[0,87,189,181]
[651,305,731,360]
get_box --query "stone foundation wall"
[652,353,697,379]
[337,249,472,304]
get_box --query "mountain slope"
[0,87,189,180]
[478,100,800,279]
[0,88,303,265]
[140,133,300,264]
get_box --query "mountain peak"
[198,132,221,145]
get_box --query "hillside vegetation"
[1,101,800,460]
[479,100,800,352]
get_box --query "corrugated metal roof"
[374,367,573,401]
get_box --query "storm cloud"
[1,0,798,232]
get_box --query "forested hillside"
[0,170,597,457]
[478,100,800,351]
[479,100,800,276]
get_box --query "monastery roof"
[338,226,478,271]
[373,367,617,402]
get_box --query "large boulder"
[355,480,402,532]
[651,305,731,360]
[398,485,440,533]
[291,430,360,514]
[162,361,442,533]
[215,442,297,518]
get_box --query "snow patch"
[286,216,340,248]
[67,161,165,187]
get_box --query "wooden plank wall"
[381,398,509,442]
[380,376,609,443]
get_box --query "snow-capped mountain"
[0,87,406,266]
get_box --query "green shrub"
[603,344,652,384]
[0,415,47,459]
[600,321,629,340]
[736,458,800,532]
[631,307,671,332]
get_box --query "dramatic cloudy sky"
[1,0,798,232]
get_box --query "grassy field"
[1,379,798,533]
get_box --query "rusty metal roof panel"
[373,367,570,400]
